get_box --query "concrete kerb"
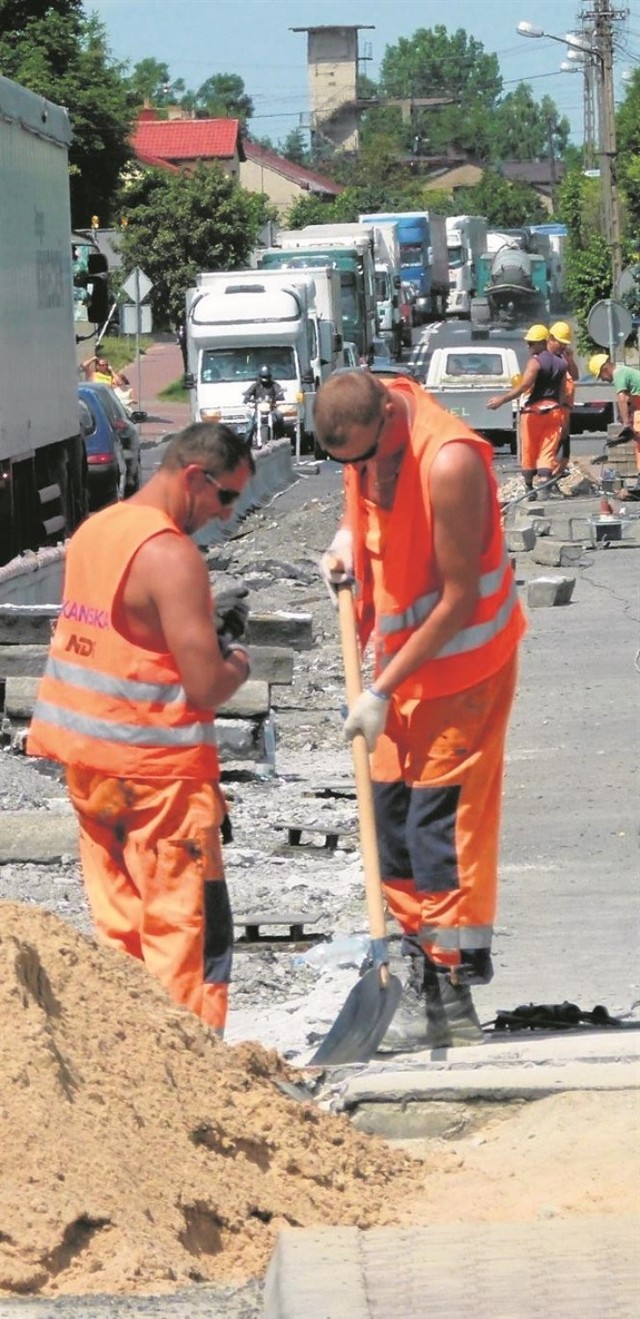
[195,439,294,547]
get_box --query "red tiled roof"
[133,117,244,163]
[243,140,342,196]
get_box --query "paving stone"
[532,540,584,567]
[246,611,314,650]
[527,576,576,608]
[0,811,79,862]
[264,1218,640,1318]
[3,676,270,721]
[505,525,536,552]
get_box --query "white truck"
[425,342,521,453]
[359,216,402,359]
[185,270,333,452]
[261,225,377,362]
[0,76,100,566]
[445,215,488,318]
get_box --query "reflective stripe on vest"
[378,547,510,637]
[32,699,216,748]
[44,655,187,705]
[420,922,493,950]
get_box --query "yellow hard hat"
[549,320,572,344]
[588,353,609,377]
[524,323,549,343]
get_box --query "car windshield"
[447,244,464,269]
[200,347,296,384]
[400,244,423,265]
[442,353,508,380]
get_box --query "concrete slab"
[0,811,79,862]
[263,1217,640,1318]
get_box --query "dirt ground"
[1,901,637,1301]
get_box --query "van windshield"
[200,347,296,384]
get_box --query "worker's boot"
[379,954,451,1052]
[439,974,485,1046]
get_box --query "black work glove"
[214,585,249,643]
[609,426,635,446]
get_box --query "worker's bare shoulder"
[431,440,486,480]
[131,527,209,596]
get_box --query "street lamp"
[517,18,623,300]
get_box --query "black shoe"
[380,955,452,1051]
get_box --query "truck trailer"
[0,76,98,566]
[261,225,377,362]
[445,215,488,318]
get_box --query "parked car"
[570,375,615,435]
[79,381,142,496]
[78,384,128,511]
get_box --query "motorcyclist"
[243,365,284,443]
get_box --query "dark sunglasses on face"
[202,472,242,505]
[322,411,385,466]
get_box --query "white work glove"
[343,687,390,751]
[320,528,354,604]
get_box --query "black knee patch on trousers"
[372,780,412,878]
[203,878,233,984]
[407,784,461,892]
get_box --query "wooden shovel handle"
[337,585,388,948]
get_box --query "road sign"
[121,304,152,335]
[121,266,153,305]
[587,298,632,351]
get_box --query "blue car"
[78,383,127,511]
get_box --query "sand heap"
[0,901,415,1298]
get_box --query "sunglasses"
[323,412,385,466]
[201,472,242,505]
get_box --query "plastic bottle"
[255,712,277,780]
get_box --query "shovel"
[310,585,403,1065]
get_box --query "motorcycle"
[254,398,276,449]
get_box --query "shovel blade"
[310,967,403,1066]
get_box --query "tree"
[117,164,272,325]
[279,127,310,167]
[126,58,186,108]
[194,74,253,122]
[558,168,612,346]
[378,26,501,158]
[454,170,547,228]
[0,2,133,226]
[617,69,640,234]
[490,86,569,163]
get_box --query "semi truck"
[358,216,402,358]
[445,215,488,318]
[185,269,332,451]
[259,225,377,362]
[0,75,108,568]
[360,212,449,325]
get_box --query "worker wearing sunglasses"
[29,421,256,1042]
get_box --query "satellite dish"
[587,298,633,349]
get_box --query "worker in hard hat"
[589,354,640,475]
[548,321,579,476]
[487,325,568,500]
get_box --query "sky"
[85,0,639,148]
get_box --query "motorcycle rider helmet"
[524,324,550,343]
[259,364,273,383]
[549,320,572,345]
[588,353,609,378]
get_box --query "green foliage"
[454,171,547,227]
[617,69,640,235]
[0,2,133,227]
[558,168,612,346]
[117,164,272,325]
[126,58,186,108]
[279,127,310,167]
[490,87,569,162]
[193,73,253,122]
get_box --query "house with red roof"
[132,109,245,181]
[240,139,342,218]
[130,110,341,218]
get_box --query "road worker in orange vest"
[317,370,526,1049]
[487,324,569,500]
[547,320,579,476]
[28,422,254,1037]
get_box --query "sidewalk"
[124,339,191,444]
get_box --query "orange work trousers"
[66,770,231,1035]
[628,395,640,471]
[370,652,518,982]
[520,403,566,477]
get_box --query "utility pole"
[582,0,627,292]
[546,114,557,213]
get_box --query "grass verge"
[159,378,189,403]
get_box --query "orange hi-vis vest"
[344,376,526,699]
[27,503,220,780]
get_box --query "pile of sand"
[0,901,415,1298]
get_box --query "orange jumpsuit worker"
[547,320,579,475]
[487,323,568,499]
[27,422,254,1037]
[317,371,526,1049]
